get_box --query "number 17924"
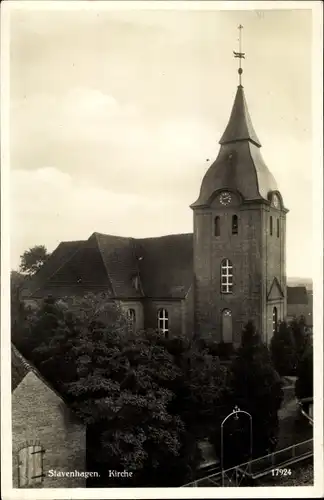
[271,468,292,476]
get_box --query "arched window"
[276,218,280,238]
[127,308,136,332]
[272,307,278,333]
[232,215,238,235]
[222,309,233,343]
[158,308,169,337]
[214,216,220,237]
[270,216,273,236]
[221,259,233,294]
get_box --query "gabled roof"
[24,232,307,306]
[11,344,83,424]
[11,343,62,398]
[267,277,284,301]
[26,233,194,300]
[22,240,84,298]
[95,233,143,298]
[287,286,308,305]
[219,85,261,147]
[11,344,30,391]
[137,233,193,299]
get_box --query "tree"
[295,334,313,401]
[11,271,29,352]
[290,316,308,365]
[65,327,193,487]
[11,270,25,289]
[12,296,66,365]
[229,321,283,464]
[22,296,192,485]
[24,294,233,486]
[19,245,50,275]
[270,321,296,376]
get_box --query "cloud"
[10,86,217,202]
[10,167,192,269]
[8,9,313,278]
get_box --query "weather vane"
[233,24,245,86]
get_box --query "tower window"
[127,308,136,332]
[276,218,280,238]
[232,215,238,235]
[221,259,233,294]
[270,216,273,236]
[222,309,233,343]
[214,216,220,237]
[272,307,278,333]
[158,308,169,337]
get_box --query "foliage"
[270,321,296,376]
[17,294,232,486]
[19,244,50,275]
[14,296,292,485]
[295,333,313,400]
[64,326,197,486]
[11,270,39,355]
[290,316,309,365]
[11,270,25,289]
[227,321,283,466]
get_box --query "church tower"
[191,27,288,345]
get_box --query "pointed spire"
[219,26,261,148]
[219,86,261,147]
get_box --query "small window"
[158,308,169,337]
[222,309,233,343]
[18,445,45,487]
[276,218,280,238]
[232,215,238,235]
[272,307,278,334]
[221,259,233,294]
[214,216,220,237]
[270,216,273,236]
[127,308,136,332]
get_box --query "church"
[23,57,310,346]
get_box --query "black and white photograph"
[1,1,323,498]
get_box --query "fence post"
[292,444,295,458]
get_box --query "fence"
[182,438,313,487]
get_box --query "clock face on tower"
[219,191,232,206]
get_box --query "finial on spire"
[233,24,245,86]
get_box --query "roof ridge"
[12,344,33,372]
[130,239,145,297]
[93,233,117,296]
[92,231,132,241]
[137,232,193,241]
[11,344,70,406]
[30,241,84,297]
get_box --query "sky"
[9,5,313,277]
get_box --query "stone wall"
[12,372,86,488]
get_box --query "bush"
[295,334,313,400]
[19,295,233,486]
[226,321,283,465]
[270,321,297,375]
